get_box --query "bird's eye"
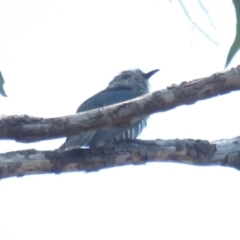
[123,74,130,79]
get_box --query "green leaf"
[0,71,7,97]
[225,0,240,68]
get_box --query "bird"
[59,68,159,150]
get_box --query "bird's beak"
[144,69,159,79]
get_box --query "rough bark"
[0,136,240,179]
[1,65,240,143]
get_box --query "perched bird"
[59,68,159,150]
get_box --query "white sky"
[0,1,240,239]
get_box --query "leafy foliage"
[225,0,240,67]
[0,71,7,97]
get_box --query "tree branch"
[1,65,240,143]
[0,136,240,179]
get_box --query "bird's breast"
[113,118,147,142]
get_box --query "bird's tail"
[58,131,95,151]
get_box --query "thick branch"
[1,66,240,143]
[0,136,240,179]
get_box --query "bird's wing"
[76,88,144,112]
[59,88,145,150]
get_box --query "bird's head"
[107,69,159,93]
